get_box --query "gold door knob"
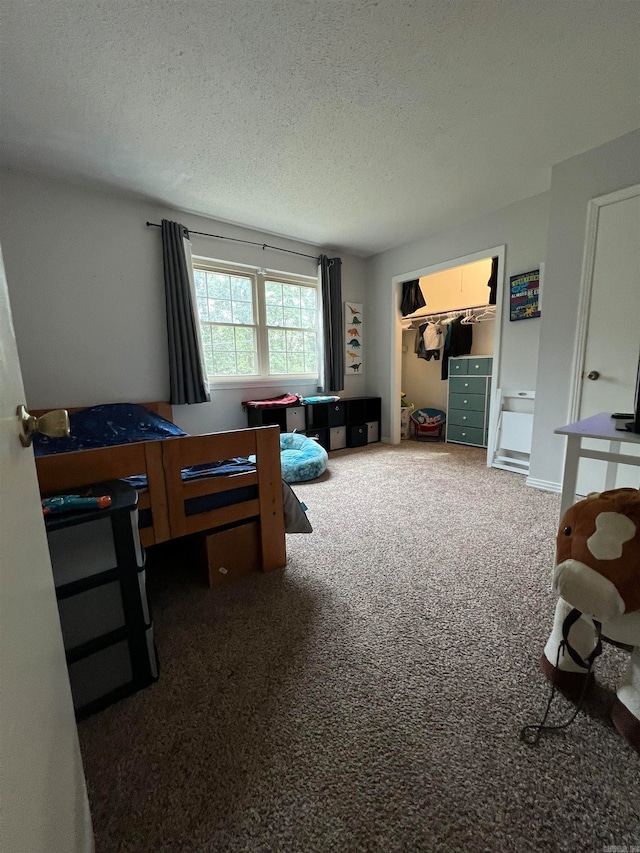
[17,405,70,447]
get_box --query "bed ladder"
[491,389,535,475]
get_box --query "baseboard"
[525,476,561,493]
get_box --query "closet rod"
[145,221,320,261]
[404,303,495,323]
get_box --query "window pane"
[304,350,317,372]
[269,352,287,374]
[231,277,252,301]
[197,296,209,322]
[304,331,317,352]
[232,300,253,325]
[281,284,301,308]
[283,307,301,328]
[287,353,305,373]
[212,352,236,375]
[211,299,233,323]
[268,329,286,351]
[265,282,282,305]
[236,352,257,375]
[287,330,304,352]
[194,271,207,298]
[209,273,230,300]
[235,327,255,351]
[300,309,316,328]
[211,325,235,350]
[266,305,284,326]
[200,326,214,375]
[300,287,316,310]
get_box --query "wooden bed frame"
[33,402,286,578]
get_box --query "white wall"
[366,192,550,440]
[0,168,366,434]
[528,129,640,490]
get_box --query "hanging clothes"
[414,323,429,360]
[487,256,498,305]
[422,321,445,360]
[441,316,473,380]
[415,321,446,361]
[401,280,426,317]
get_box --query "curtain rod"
[145,221,320,261]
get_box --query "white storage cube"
[285,406,306,432]
[329,426,347,450]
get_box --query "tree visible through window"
[193,263,318,381]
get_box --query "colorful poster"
[509,269,541,321]
[344,302,363,375]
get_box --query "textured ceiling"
[1,1,638,256]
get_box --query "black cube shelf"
[245,396,381,452]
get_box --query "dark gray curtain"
[318,255,344,393]
[161,219,210,405]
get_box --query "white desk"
[555,412,640,517]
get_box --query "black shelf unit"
[45,480,158,720]
[245,396,381,452]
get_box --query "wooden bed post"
[255,426,287,571]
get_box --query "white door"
[0,246,93,851]
[576,190,640,496]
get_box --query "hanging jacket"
[441,317,473,380]
[401,280,426,317]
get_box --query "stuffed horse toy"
[540,488,640,752]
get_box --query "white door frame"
[568,183,640,423]
[389,244,506,464]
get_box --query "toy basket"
[410,407,446,442]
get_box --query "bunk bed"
[33,402,287,579]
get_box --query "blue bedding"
[33,403,187,455]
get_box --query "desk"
[555,412,640,517]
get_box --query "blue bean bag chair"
[279,433,328,483]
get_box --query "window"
[193,260,319,383]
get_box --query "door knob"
[587,370,600,381]
[17,405,70,447]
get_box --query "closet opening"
[390,246,506,465]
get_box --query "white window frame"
[192,256,321,390]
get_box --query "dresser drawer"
[467,357,492,376]
[447,408,485,429]
[448,392,486,412]
[447,424,485,446]
[449,375,487,395]
[449,358,469,375]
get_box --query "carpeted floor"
[78,441,640,852]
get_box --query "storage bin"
[329,426,347,450]
[347,424,368,447]
[328,403,346,427]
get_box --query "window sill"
[207,376,319,392]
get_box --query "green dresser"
[446,356,493,447]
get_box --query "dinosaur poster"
[344,302,363,376]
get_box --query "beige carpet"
[78,440,640,852]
